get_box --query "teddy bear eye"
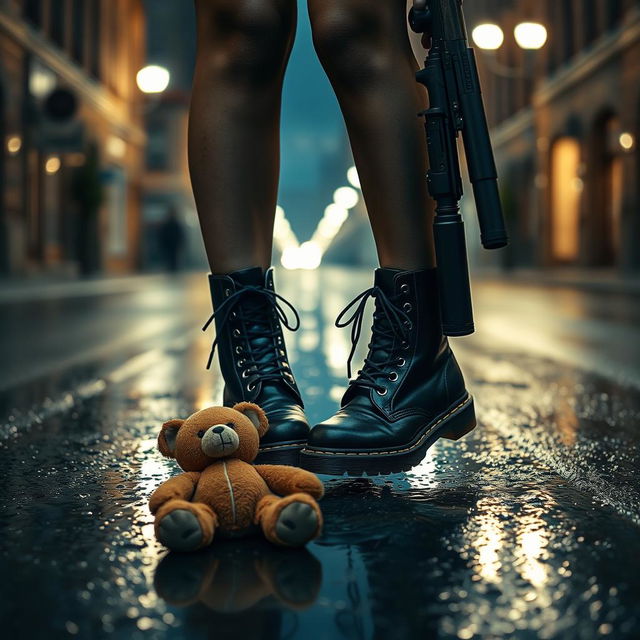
[197,430,206,438]
[226,422,235,429]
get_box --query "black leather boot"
[204,267,309,465]
[300,267,476,475]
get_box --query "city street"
[1,268,639,639]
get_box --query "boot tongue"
[227,266,265,287]
[374,267,402,293]
[227,266,297,400]
[367,268,403,366]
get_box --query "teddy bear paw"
[275,501,319,547]
[157,509,204,552]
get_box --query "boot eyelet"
[403,302,412,312]
[224,288,231,297]
[388,372,398,382]
[236,359,245,368]
[247,383,256,392]
[404,320,412,330]
[230,311,237,319]
[242,370,251,378]
[400,283,410,294]
[376,387,388,396]
[235,346,243,354]
[397,358,406,367]
[232,328,241,337]
[401,341,410,350]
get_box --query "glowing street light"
[471,24,504,50]
[514,22,548,50]
[347,166,361,189]
[619,132,635,151]
[333,186,359,209]
[45,155,61,174]
[136,65,170,94]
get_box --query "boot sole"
[299,394,476,476]
[255,443,304,466]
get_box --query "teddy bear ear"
[232,402,269,437]
[158,419,184,458]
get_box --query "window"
[71,0,85,64]
[49,0,65,48]
[23,0,43,28]
[550,138,582,263]
[89,0,102,79]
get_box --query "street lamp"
[136,65,170,94]
[471,20,547,78]
[471,24,505,50]
[514,22,548,50]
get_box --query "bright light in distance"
[324,203,349,226]
[298,241,322,269]
[333,186,359,209]
[280,242,322,270]
[6,135,22,154]
[619,132,635,151]
[514,22,548,50]
[472,23,504,50]
[136,65,170,94]
[347,166,361,189]
[45,156,61,174]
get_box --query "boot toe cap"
[260,403,310,446]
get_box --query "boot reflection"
[154,539,322,615]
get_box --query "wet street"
[1,267,639,639]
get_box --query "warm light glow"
[472,23,504,50]
[550,138,581,262]
[45,156,61,174]
[514,22,548,50]
[6,135,22,155]
[298,241,322,269]
[136,65,170,94]
[272,205,301,255]
[66,152,86,167]
[280,246,300,270]
[333,186,359,209]
[347,166,361,189]
[106,136,126,158]
[324,203,349,226]
[619,132,635,151]
[280,241,323,270]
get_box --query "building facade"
[464,0,640,272]
[0,0,146,276]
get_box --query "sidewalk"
[0,271,197,304]
[475,267,640,296]
[1,266,638,305]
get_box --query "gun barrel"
[456,47,508,249]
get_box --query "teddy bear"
[149,402,324,551]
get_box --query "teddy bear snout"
[200,424,240,458]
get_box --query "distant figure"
[158,206,186,273]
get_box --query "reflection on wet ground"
[0,268,638,638]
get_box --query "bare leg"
[308,0,435,270]
[189,0,297,273]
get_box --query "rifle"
[409,0,508,336]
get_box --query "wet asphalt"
[1,268,639,639]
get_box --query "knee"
[309,1,391,87]
[196,0,295,86]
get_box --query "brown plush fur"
[149,403,323,550]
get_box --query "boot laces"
[202,285,300,387]
[336,286,411,393]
